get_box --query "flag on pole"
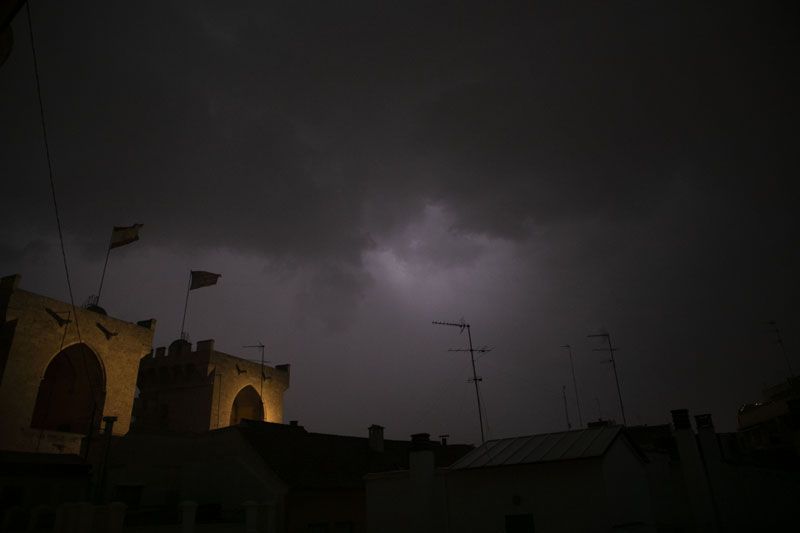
[190,270,221,290]
[109,224,143,249]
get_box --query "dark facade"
[101,421,471,533]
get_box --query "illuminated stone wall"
[0,274,155,454]
[134,338,289,433]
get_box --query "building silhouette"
[2,271,799,531]
[97,421,470,531]
[133,339,290,433]
[0,274,154,454]
[366,426,652,533]
[737,377,800,459]
[366,412,800,533]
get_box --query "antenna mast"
[766,321,794,380]
[562,385,572,430]
[588,332,627,426]
[243,342,267,418]
[561,344,583,428]
[433,319,489,444]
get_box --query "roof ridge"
[483,426,610,442]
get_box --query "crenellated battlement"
[133,338,290,433]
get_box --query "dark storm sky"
[2,1,798,443]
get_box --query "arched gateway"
[30,343,105,434]
[229,385,264,425]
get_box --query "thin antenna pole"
[244,342,267,420]
[465,324,486,444]
[588,332,627,426]
[433,320,487,444]
[561,344,583,428]
[216,372,222,428]
[260,344,264,399]
[180,272,191,338]
[96,235,113,306]
[607,333,626,426]
[767,321,794,380]
[562,385,571,430]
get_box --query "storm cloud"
[2,1,798,441]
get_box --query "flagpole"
[95,235,113,306]
[180,271,192,338]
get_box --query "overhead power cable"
[25,1,101,454]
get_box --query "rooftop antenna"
[765,321,793,380]
[588,331,627,426]
[562,385,572,430]
[561,344,583,428]
[243,342,267,416]
[433,319,489,444]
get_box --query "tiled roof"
[449,425,623,469]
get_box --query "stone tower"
[133,338,289,433]
[0,274,155,454]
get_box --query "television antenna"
[433,319,490,444]
[766,321,793,380]
[562,385,572,430]
[561,344,583,428]
[588,332,627,426]
[243,342,269,413]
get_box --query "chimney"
[409,433,436,531]
[411,432,432,448]
[369,424,385,452]
[671,409,691,430]
[289,420,299,426]
[196,339,215,353]
[155,347,166,358]
[409,433,434,477]
[695,414,722,465]
[439,434,449,447]
[671,409,718,531]
[695,414,713,430]
[694,414,726,524]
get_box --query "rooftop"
[450,425,626,470]
[230,420,472,489]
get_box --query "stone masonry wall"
[0,274,155,453]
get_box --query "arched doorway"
[229,385,264,425]
[30,343,105,434]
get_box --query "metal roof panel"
[449,426,622,469]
